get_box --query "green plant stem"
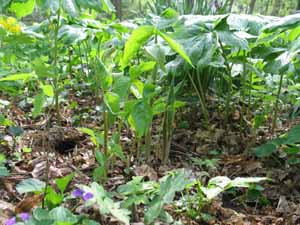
[68,48,72,75]
[128,131,136,167]
[42,133,48,208]
[219,40,233,127]
[196,69,207,107]
[53,9,61,125]
[136,138,141,163]
[162,104,169,164]
[187,72,209,124]
[103,110,109,157]
[240,50,247,133]
[83,41,90,75]
[247,71,253,119]
[78,44,86,77]
[272,72,284,134]
[102,109,110,179]
[145,127,152,162]
[95,61,101,106]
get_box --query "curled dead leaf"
[15,194,44,214]
[134,165,158,181]
[276,196,290,214]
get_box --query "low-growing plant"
[180,176,269,221]
[0,153,9,177]
[255,124,300,163]
[79,127,126,182]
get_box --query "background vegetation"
[0,0,300,225]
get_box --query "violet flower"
[83,192,94,201]
[19,213,30,221]
[5,217,16,225]
[72,188,85,198]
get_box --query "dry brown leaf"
[0,200,14,216]
[2,179,16,197]
[232,110,240,121]
[134,165,158,181]
[31,161,46,178]
[276,195,290,214]
[15,194,44,214]
[243,160,262,173]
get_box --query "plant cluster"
[0,0,300,224]
[5,169,267,225]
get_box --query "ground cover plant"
[0,0,300,224]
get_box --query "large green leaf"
[100,0,115,13]
[217,31,249,50]
[227,14,269,35]
[145,169,191,224]
[231,177,269,188]
[62,0,79,17]
[50,206,78,224]
[284,125,300,144]
[0,73,35,82]
[144,198,163,225]
[265,37,300,72]
[32,92,46,118]
[159,169,191,203]
[122,25,154,67]
[130,79,144,99]
[262,13,300,33]
[55,173,74,193]
[113,76,131,101]
[0,0,11,9]
[0,166,9,177]
[128,101,153,138]
[45,186,64,206]
[255,142,277,158]
[201,176,231,200]
[16,178,46,194]
[129,61,156,79]
[95,58,112,91]
[201,176,268,200]
[104,92,120,114]
[145,44,166,70]
[58,25,87,44]
[40,84,54,97]
[84,182,131,225]
[75,0,114,12]
[75,0,102,11]
[157,30,193,66]
[9,0,35,19]
[36,0,60,14]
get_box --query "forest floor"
[0,96,300,225]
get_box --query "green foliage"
[128,101,153,138]
[201,176,269,200]
[0,154,9,177]
[55,173,74,193]
[157,31,193,66]
[255,125,300,160]
[122,25,154,67]
[32,93,46,118]
[79,127,125,181]
[83,182,131,225]
[0,5,299,225]
[0,73,35,82]
[16,178,46,194]
[9,0,35,19]
[15,206,98,225]
[144,169,192,224]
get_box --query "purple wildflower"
[5,217,16,225]
[19,213,30,221]
[72,188,85,198]
[83,192,94,201]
